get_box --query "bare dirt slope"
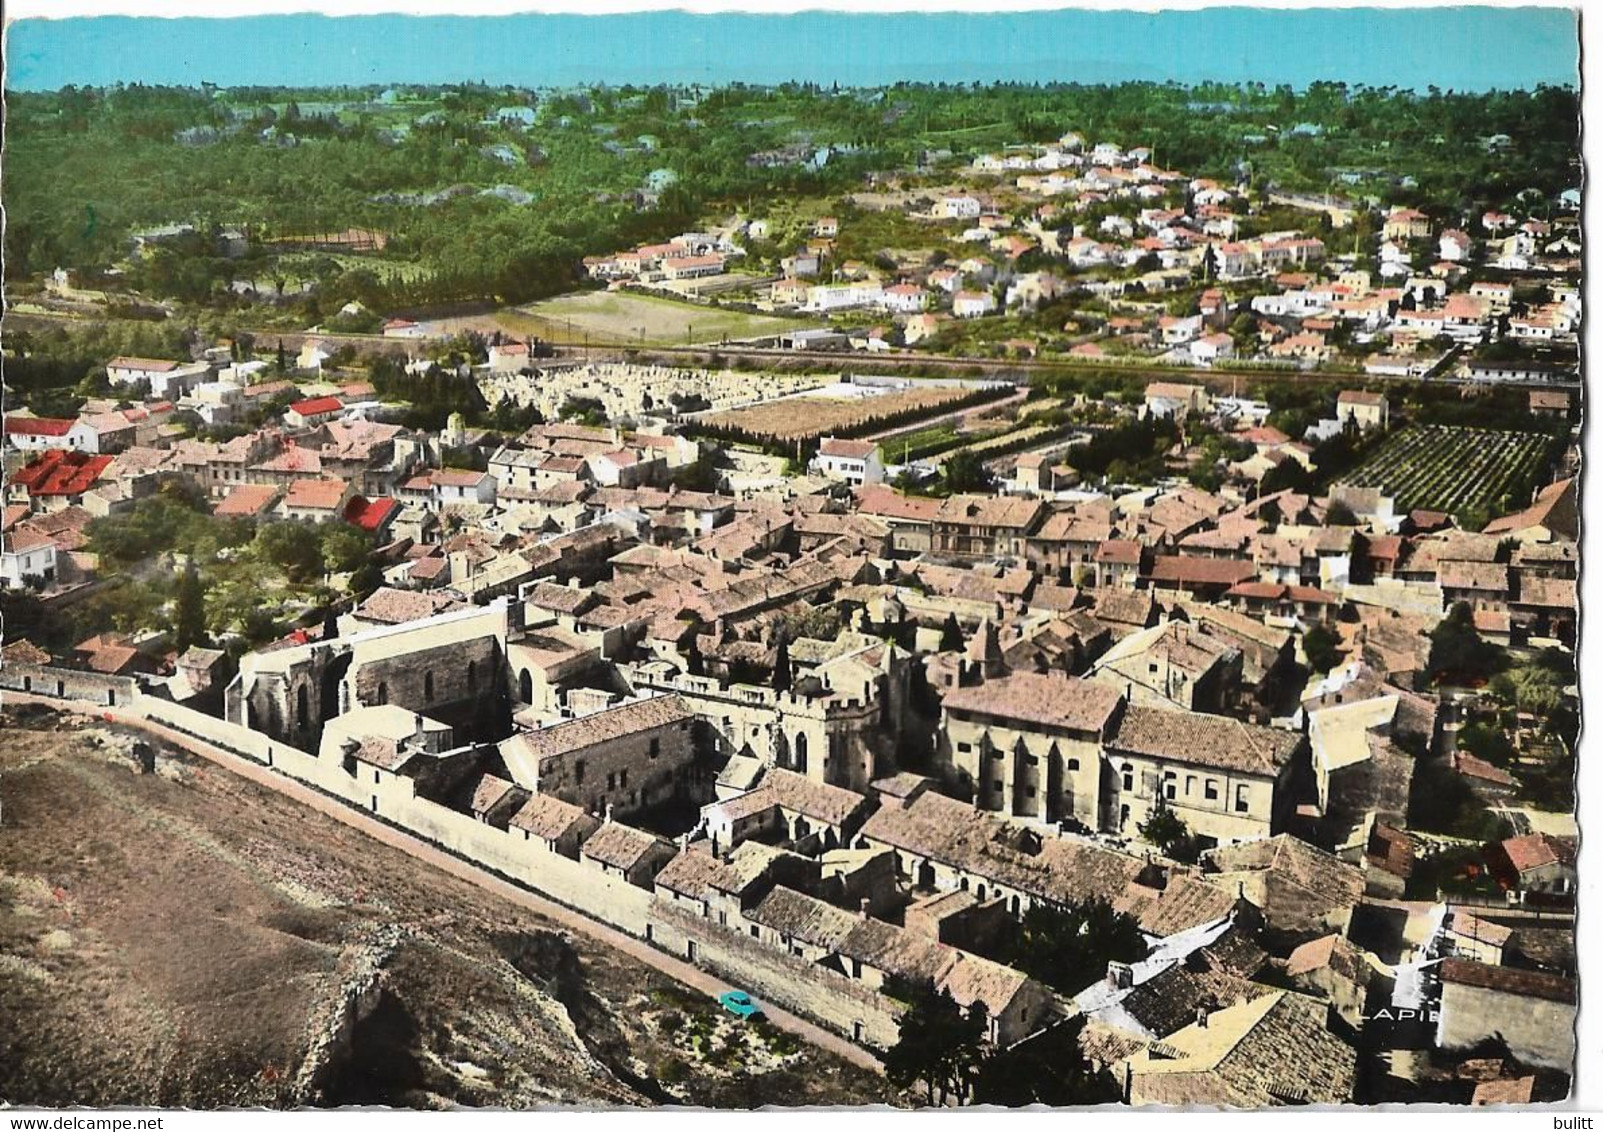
[0,707,898,1109]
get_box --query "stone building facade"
[626,644,911,793]
[227,602,515,754]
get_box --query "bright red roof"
[343,495,400,532]
[5,417,75,437]
[11,450,114,496]
[289,396,344,417]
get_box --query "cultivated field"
[1337,425,1552,517]
[512,291,816,346]
[700,384,978,445]
[0,708,895,1109]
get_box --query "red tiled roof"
[107,356,180,372]
[1096,539,1143,565]
[1145,556,1256,586]
[1227,581,1340,604]
[289,396,344,417]
[11,450,114,496]
[343,495,400,532]
[1286,584,1340,604]
[1440,958,1574,1004]
[1365,535,1404,560]
[409,555,448,580]
[283,478,349,510]
[5,528,57,554]
[854,484,938,522]
[943,671,1124,734]
[4,417,75,437]
[1452,750,1516,787]
[1500,832,1574,874]
[819,438,878,459]
[85,644,141,674]
[214,484,281,517]
[1240,426,1290,446]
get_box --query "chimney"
[859,898,872,920]
[604,802,614,824]
[1195,1004,1209,1029]
[1107,961,1134,989]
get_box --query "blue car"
[717,990,764,1020]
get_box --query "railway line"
[5,307,1580,394]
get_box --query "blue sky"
[4,8,1580,93]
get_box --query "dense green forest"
[3,80,1579,309]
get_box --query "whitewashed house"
[811,437,885,487]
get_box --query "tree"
[1326,500,1358,525]
[1302,624,1342,674]
[1138,800,1188,853]
[884,984,989,1106]
[1005,900,1146,997]
[971,1016,1120,1107]
[1258,458,1313,496]
[941,449,993,495]
[1456,723,1517,768]
[1490,663,1565,723]
[173,562,207,652]
[253,522,324,585]
[320,525,372,576]
[771,635,793,693]
[1427,601,1502,683]
[1138,799,1208,864]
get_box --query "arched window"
[518,669,533,704]
[376,681,388,705]
[424,672,435,702]
[794,733,808,774]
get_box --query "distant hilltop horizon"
[3,75,1587,97]
[5,8,1581,94]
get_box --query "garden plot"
[700,384,978,445]
[1336,425,1551,517]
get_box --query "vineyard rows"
[1337,425,1549,516]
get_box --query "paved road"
[12,695,883,1075]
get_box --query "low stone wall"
[138,696,652,935]
[648,899,904,1050]
[0,663,137,708]
[135,692,910,1051]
